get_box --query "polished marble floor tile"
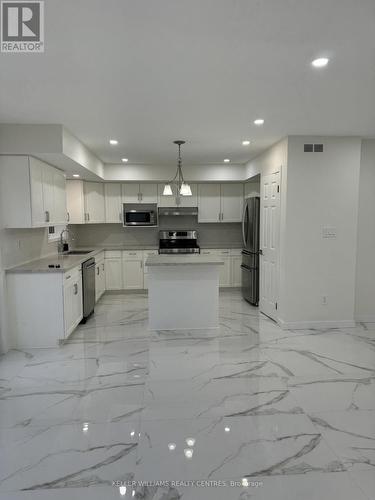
[0,290,374,498]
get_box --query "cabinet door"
[198,184,221,223]
[231,255,242,287]
[53,170,67,225]
[123,257,144,289]
[105,183,122,223]
[221,183,244,223]
[84,182,105,223]
[66,180,85,224]
[105,259,123,290]
[179,184,198,207]
[30,159,45,226]
[63,280,74,337]
[140,184,158,204]
[122,184,141,204]
[73,271,83,326]
[219,257,231,287]
[157,184,178,207]
[42,165,55,225]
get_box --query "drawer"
[105,250,122,259]
[217,249,231,256]
[143,249,159,257]
[200,249,215,255]
[64,266,81,283]
[123,250,143,260]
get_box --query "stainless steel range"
[159,230,200,254]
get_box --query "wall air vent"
[304,143,324,153]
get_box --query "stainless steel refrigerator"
[241,196,260,305]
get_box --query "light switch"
[322,226,337,239]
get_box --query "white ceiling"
[0,0,374,166]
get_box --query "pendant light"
[163,140,192,196]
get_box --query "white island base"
[147,255,224,330]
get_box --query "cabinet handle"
[141,261,143,269]
[97,267,99,276]
[45,211,50,223]
[67,212,70,222]
[218,212,221,222]
[87,213,90,222]
[102,263,105,271]
[74,283,78,295]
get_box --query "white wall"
[104,163,246,182]
[355,139,375,321]
[279,136,362,328]
[244,138,288,180]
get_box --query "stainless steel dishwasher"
[81,257,96,322]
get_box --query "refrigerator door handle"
[241,203,247,247]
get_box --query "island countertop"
[146,254,224,266]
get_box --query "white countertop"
[146,254,224,266]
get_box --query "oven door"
[124,210,155,226]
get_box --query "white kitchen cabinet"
[53,170,68,225]
[95,252,106,302]
[221,183,244,222]
[216,249,231,287]
[158,184,179,207]
[198,184,221,222]
[105,251,123,290]
[231,250,242,287]
[84,182,105,223]
[63,267,83,338]
[123,251,144,289]
[0,156,67,228]
[178,183,198,207]
[200,248,241,287]
[105,183,123,223]
[122,183,158,204]
[66,180,85,224]
[7,264,83,348]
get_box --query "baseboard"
[354,315,375,323]
[277,318,356,330]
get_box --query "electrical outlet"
[322,296,328,306]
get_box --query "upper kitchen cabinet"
[0,156,67,228]
[197,184,221,222]
[104,183,122,223]
[178,183,198,207]
[122,183,158,204]
[84,182,105,223]
[66,180,85,224]
[198,183,244,223]
[220,183,244,222]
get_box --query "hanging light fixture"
[163,140,192,196]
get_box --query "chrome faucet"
[58,228,74,254]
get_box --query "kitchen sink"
[66,250,93,255]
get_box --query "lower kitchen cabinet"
[231,252,242,287]
[200,248,242,287]
[143,250,159,289]
[7,264,83,348]
[63,267,83,338]
[105,256,123,290]
[95,252,106,301]
[123,251,144,290]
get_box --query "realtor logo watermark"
[1,1,44,52]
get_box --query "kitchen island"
[146,254,224,330]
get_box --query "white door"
[53,170,67,225]
[105,183,122,223]
[122,183,141,204]
[105,259,123,290]
[123,259,144,289]
[42,165,55,225]
[198,184,221,222]
[30,159,45,226]
[259,172,280,321]
[84,182,105,223]
[179,184,198,207]
[66,180,85,224]
[221,183,244,222]
[140,184,158,204]
[231,256,242,286]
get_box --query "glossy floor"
[0,290,375,499]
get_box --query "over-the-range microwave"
[123,203,158,227]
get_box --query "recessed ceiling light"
[242,140,251,146]
[121,158,128,163]
[254,119,264,125]
[109,139,118,145]
[73,174,80,178]
[311,57,329,68]
[224,158,230,163]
